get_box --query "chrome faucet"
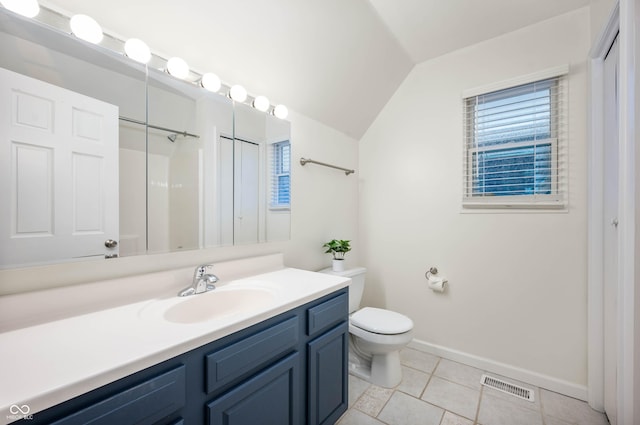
[178,264,219,297]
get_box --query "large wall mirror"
[0,9,290,269]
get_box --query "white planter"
[332,259,345,272]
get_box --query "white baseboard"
[408,338,588,401]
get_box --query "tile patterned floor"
[337,348,609,425]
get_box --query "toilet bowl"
[320,267,414,388]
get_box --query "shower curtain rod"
[299,157,355,176]
[118,116,200,139]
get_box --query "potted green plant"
[323,239,351,272]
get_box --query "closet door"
[233,139,259,245]
[602,33,619,425]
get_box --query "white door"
[234,139,260,245]
[218,135,234,246]
[217,136,260,245]
[0,67,119,266]
[602,34,619,425]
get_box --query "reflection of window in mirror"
[270,141,291,210]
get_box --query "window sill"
[269,206,291,212]
[461,200,567,213]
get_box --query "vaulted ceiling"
[40,0,590,139]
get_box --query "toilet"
[320,267,413,388]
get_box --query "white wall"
[284,110,360,271]
[119,148,146,256]
[359,7,590,394]
[147,148,170,253]
[168,139,200,252]
[590,0,617,44]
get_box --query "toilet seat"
[350,307,413,335]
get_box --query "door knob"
[611,218,619,227]
[104,239,118,248]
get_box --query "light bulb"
[229,85,248,103]
[124,38,151,64]
[166,57,189,79]
[273,104,288,119]
[252,96,270,112]
[200,73,221,92]
[0,0,39,17]
[69,14,103,44]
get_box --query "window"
[463,74,567,208]
[270,140,290,209]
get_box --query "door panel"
[0,67,119,266]
[207,353,300,425]
[13,142,53,234]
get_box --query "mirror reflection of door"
[0,67,119,266]
[234,139,260,245]
[218,136,260,245]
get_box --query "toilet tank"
[319,267,366,313]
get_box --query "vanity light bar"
[7,2,288,118]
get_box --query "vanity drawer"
[206,316,299,394]
[307,292,348,338]
[51,365,185,425]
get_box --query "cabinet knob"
[104,239,118,248]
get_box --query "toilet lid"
[350,307,413,335]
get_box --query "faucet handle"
[194,264,214,279]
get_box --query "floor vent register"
[480,374,535,402]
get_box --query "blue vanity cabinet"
[307,293,349,425]
[16,288,348,425]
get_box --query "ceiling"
[39,0,590,139]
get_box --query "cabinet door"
[308,323,348,425]
[207,353,301,425]
[49,366,185,425]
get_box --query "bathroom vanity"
[0,255,349,425]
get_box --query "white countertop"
[0,257,349,424]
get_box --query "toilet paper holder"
[425,267,439,279]
[425,266,447,292]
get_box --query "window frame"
[462,67,568,210]
[270,140,291,211]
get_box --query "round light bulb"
[273,104,288,120]
[166,57,189,79]
[200,73,221,92]
[0,0,39,17]
[124,38,151,64]
[229,85,248,103]
[69,14,103,44]
[252,95,270,112]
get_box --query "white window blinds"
[463,75,567,208]
[270,140,290,208]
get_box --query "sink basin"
[139,284,278,324]
[165,288,275,324]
